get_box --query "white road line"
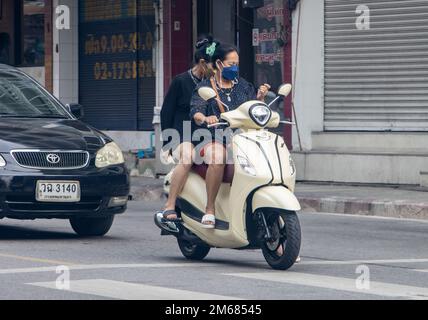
[299,258,428,266]
[0,258,427,275]
[0,263,215,275]
[415,269,428,273]
[29,279,241,300]
[226,272,428,300]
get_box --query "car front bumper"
[0,165,130,219]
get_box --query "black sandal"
[160,210,182,222]
[154,210,182,234]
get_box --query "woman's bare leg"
[203,143,226,220]
[164,142,195,218]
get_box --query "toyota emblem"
[46,154,61,164]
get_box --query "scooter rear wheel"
[261,211,301,270]
[177,239,211,261]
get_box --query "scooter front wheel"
[260,211,301,270]
[177,239,211,261]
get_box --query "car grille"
[11,150,90,169]
[4,195,102,212]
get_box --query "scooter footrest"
[160,229,171,236]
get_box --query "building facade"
[6,1,425,186]
[291,0,428,186]
[0,0,295,151]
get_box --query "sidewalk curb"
[298,196,428,220]
[130,184,164,202]
[129,180,428,220]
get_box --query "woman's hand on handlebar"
[205,115,219,125]
[257,83,271,101]
[193,113,219,126]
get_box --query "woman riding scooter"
[157,35,216,230]
[190,43,271,228]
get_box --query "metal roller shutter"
[324,0,428,131]
[79,0,156,131]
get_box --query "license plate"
[36,181,81,203]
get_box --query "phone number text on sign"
[85,32,153,56]
[93,60,154,80]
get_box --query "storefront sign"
[257,4,285,21]
[253,28,281,46]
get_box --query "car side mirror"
[67,103,84,119]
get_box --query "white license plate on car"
[36,181,81,202]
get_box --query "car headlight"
[237,155,256,176]
[96,142,124,168]
[0,155,5,167]
[250,104,272,127]
[289,155,296,176]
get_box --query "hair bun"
[195,34,214,49]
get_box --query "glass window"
[22,0,45,67]
[252,0,287,122]
[253,0,286,92]
[0,70,68,118]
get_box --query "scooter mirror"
[198,87,217,101]
[278,84,292,97]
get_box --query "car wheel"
[70,216,115,237]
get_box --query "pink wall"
[163,0,193,94]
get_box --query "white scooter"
[155,84,301,270]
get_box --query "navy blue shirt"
[189,77,257,147]
[190,77,256,129]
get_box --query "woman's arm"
[190,88,208,124]
[160,77,180,132]
[160,77,181,148]
[190,83,220,126]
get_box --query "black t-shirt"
[160,71,201,147]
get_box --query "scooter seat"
[192,164,235,184]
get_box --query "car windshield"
[0,70,69,118]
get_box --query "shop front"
[324,0,428,131]
[195,0,294,147]
[79,0,157,131]
[0,0,53,89]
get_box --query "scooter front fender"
[252,186,301,212]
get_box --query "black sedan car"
[0,64,130,236]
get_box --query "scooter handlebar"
[207,122,229,129]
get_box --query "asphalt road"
[0,201,427,300]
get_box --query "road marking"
[29,279,241,300]
[226,272,428,300]
[0,258,427,275]
[0,253,75,266]
[299,258,428,266]
[415,269,428,273]
[0,263,217,275]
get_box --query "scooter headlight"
[96,142,125,168]
[289,155,296,176]
[237,155,256,176]
[249,104,272,127]
[0,155,5,167]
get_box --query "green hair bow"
[206,43,217,57]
